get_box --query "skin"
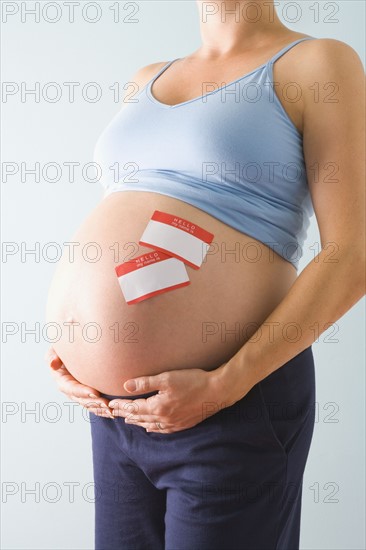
[46,1,365,432]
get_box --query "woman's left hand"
[108,366,240,433]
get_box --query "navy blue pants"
[89,346,316,550]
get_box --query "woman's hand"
[45,347,114,419]
[108,366,241,433]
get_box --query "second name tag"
[139,210,214,269]
[115,250,190,305]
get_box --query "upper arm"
[300,39,365,257]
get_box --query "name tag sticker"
[139,210,214,269]
[115,250,190,305]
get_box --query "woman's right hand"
[45,347,115,419]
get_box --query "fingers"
[109,394,160,416]
[89,408,115,419]
[49,363,102,401]
[123,373,168,394]
[45,347,115,419]
[50,366,77,390]
[69,394,109,408]
[56,377,113,413]
[45,347,63,370]
[71,397,115,419]
[125,420,174,433]
[58,375,95,399]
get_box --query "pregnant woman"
[45,1,365,549]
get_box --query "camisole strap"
[267,36,317,66]
[148,59,178,87]
[265,36,317,90]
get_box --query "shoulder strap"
[267,36,316,66]
[138,59,178,99]
[149,59,179,86]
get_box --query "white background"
[1,1,365,548]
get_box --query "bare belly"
[45,191,297,394]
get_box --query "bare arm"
[213,38,366,403]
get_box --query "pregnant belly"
[45,191,297,395]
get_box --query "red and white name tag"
[115,250,190,305]
[139,211,214,269]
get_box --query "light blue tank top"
[94,36,317,270]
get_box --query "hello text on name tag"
[139,210,214,269]
[115,250,190,305]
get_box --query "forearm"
[214,248,365,404]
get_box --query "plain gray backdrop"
[1,1,365,549]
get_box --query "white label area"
[116,255,190,305]
[139,219,212,269]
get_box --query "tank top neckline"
[146,35,316,110]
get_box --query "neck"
[196,0,290,58]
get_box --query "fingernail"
[124,380,136,392]
[89,393,98,398]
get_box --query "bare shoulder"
[275,37,365,127]
[292,37,365,85]
[131,61,170,84]
[122,61,170,101]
